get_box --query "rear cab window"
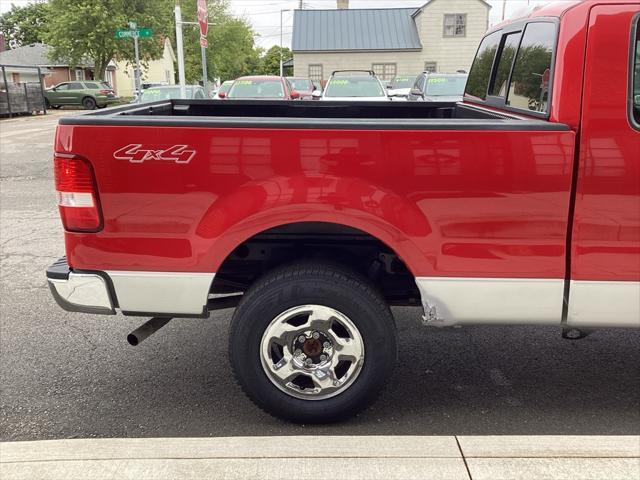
[464,20,558,117]
[631,14,640,127]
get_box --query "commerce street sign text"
[115,28,152,39]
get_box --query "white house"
[292,0,491,83]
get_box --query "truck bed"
[59,99,569,131]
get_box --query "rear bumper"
[47,258,115,315]
[46,257,214,317]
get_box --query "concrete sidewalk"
[1,436,639,480]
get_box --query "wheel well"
[82,96,95,104]
[211,222,421,306]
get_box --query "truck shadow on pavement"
[2,304,639,440]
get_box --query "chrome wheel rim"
[260,305,365,400]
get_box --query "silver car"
[319,70,389,101]
[407,73,468,102]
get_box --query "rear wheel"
[82,97,97,110]
[229,262,397,423]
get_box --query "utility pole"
[299,0,303,9]
[174,4,186,98]
[280,9,291,77]
[502,0,507,21]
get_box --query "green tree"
[0,2,51,48]
[179,0,261,83]
[44,0,174,81]
[258,45,292,76]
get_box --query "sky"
[0,0,565,49]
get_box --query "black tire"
[229,261,397,423]
[82,97,97,110]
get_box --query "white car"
[318,70,389,101]
[213,80,234,99]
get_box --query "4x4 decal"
[113,144,196,164]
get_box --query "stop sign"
[197,0,208,37]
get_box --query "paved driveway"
[1,113,639,441]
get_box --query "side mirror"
[410,88,423,98]
[311,90,322,99]
[290,90,300,100]
[217,92,226,99]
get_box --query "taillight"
[99,89,112,94]
[54,154,102,232]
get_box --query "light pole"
[280,9,292,77]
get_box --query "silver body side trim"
[48,273,114,314]
[415,277,564,326]
[106,271,215,315]
[567,280,640,328]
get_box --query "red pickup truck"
[47,1,639,423]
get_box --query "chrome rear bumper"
[46,257,215,317]
[47,257,115,315]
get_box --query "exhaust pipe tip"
[127,317,172,346]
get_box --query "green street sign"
[115,28,152,39]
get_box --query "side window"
[68,82,84,90]
[630,15,640,126]
[55,83,69,91]
[465,31,501,100]
[84,82,100,89]
[507,22,556,114]
[489,32,521,97]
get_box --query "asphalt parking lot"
[1,112,639,442]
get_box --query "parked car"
[286,77,317,99]
[138,85,207,103]
[319,70,388,101]
[386,75,415,98]
[224,76,298,100]
[44,81,118,110]
[213,80,234,99]
[46,1,640,424]
[407,73,468,102]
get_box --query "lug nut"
[323,342,331,349]
[304,358,313,366]
[320,354,327,362]
[312,332,320,339]
[294,349,302,356]
[298,335,306,343]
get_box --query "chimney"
[337,0,349,9]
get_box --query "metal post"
[2,66,12,118]
[280,9,284,77]
[175,4,187,99]
[133,32,141,99]
[37,66,47,114]
[201,45,208,95]
[502,0,507,21]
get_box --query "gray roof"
[0,43,93,67]
[292,8,422,52]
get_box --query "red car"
[47,1,640,423]
[219,75,300,100]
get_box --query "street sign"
[197,0,208,37]
[115,28,152,39]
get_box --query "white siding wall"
[114,38,176,97]
[416,0,490,73]
[292,0,490,81]
[293,50,424,81]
